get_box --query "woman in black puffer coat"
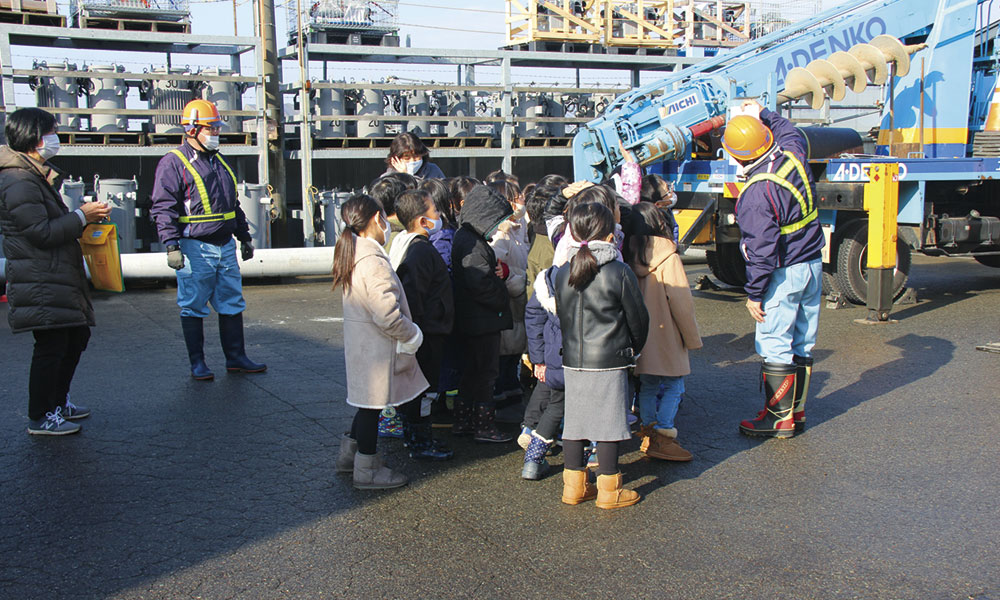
[0,108,110,435]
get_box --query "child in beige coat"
[625,202,703,461]
[331,194,428,490]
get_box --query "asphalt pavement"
[1,254,998,599]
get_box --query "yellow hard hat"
[181,99,222,130]
[722,115,774,161]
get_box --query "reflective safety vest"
[170,149,239,224]
[740,151,817,235]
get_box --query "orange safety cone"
[985,85,1000,131]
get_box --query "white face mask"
[380,216,392,245]
[203,135,220,151]
[404,159,423,175]
[37,133,60,160]
[424,216,442,234]
[511,204,526,221]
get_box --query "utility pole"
[296,0,315,246]
[257,0,288,245]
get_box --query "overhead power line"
[398,21,502,35]
[397,2,506,14]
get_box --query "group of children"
[331,133,702,509]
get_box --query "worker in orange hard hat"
[181,98,223,132]
[150,98,266,381]
[722,99,824,439]
[721,113,774,165]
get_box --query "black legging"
[563,439,620,476]
[29,326,91,421]
[525,383,564,441]
[350,408,381,455]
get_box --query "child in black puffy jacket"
[450,185,514,443]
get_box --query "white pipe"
[1,248,701,284]
[0,248,335,283]
[120,247,335,279]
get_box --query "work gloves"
[166,245,185,270]
[167,241,253,270]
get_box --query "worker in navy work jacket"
[150,98,266,381]
[722,99,824,439]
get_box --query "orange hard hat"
[181,99,222,130]
[722,115,774,162]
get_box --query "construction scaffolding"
[506,0,821,51]
[747,0,824,38]
[287,0,399,45]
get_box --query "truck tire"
[834,221,911,305]
[973,255,1000,268]
[706,243,747,288]
[821,264,837,297]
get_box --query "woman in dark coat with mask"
[0,108,111,435]
[383,132,446,180]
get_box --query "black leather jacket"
[554,253,649,370]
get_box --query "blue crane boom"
[573,0,984,182]
[570,0,1000,314]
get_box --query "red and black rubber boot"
[792,355,814,432]
[739,362,797,439]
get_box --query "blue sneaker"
[517,426,533,450]
[27,407,81,436]
[62,398,90,421]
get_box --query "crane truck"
[572,0,1000,318]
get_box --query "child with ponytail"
[554,202,649,509]
[331,194,428,490]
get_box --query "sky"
[10,0,866,106]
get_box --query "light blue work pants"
[176,238,246,318]
[755,258,822,364]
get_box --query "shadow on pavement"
[807,333,954,429]
[0,257,979,597]
[0,284,520,599]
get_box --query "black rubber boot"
[180,316,214,381]
[451,396,475,437]
[405,421,454,461]
[739,362,796,439]
[792,355,814,433]
[474,403,513,443]
[219,313,267,373]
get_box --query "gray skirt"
[562,367,631,442]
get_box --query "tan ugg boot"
[645,427,693,462]
[353,452,408,490]
[635,423,656,455]
[561,468,597,505]
[336,433,357,473]
[595,473,640,509]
